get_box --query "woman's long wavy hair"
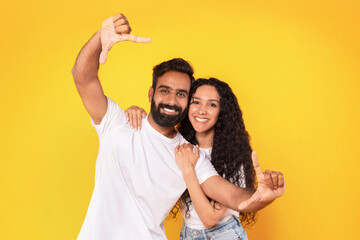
[178,78,256,225]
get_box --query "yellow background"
[1,0,359,239]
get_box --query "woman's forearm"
[182,169,227,228]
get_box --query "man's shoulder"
[92,96,128,136]
[177,132,189,144]
[106,96,123,111]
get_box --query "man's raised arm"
[71,13,151,124]
[201,151,285,213]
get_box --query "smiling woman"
[177,78,256,240]
[187,85,221,148]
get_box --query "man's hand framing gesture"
[238,151,285,211]
[99,13,151,64]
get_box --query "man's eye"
[191,100,199,104]
[177,92,186,97]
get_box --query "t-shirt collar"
[144,114,181,144]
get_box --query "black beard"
[150,99,187,127]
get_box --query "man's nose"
[165,92,176,105]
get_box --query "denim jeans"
[180,216,248,240]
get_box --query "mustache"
[158,103,182,112]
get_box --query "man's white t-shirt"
[181,148,244,230]
[77,97,218,240]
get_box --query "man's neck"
[147,114,177,139]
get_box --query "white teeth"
[195,117,209,122]
[164,108,175,113]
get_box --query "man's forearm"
[72,31,102,84]
[201,176,252,211]
[70,13,150,124]
[221,183,278,213]
[240,198,274,212]
[202,152,285,213]
[214,184,276,213]
[201,175,276,213]
[220,186,256,212]
[231,187,255,211]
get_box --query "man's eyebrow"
[158,85,171,89]
[158,85,189,95]
[192,96,219,103]
[177,89,189,95]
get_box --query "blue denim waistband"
[180,215,248,240]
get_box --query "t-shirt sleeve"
[194,151,219,184]
[91,97,127,138]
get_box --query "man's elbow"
[72,65,82,83]
[72,66,87,86]
[71,66,76,78]
[72,66,79,83]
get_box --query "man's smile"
[161,107,179,115]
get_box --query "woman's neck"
[196,130,215,149]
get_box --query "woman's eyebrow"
[192,96,219,103]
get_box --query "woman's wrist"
[181,166,196,177]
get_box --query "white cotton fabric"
[181,148,244,230]
[77,97,218,240]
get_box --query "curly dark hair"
[178,78,257,226]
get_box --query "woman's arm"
[175,144,228,228]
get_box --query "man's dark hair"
[152,58,195,89]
